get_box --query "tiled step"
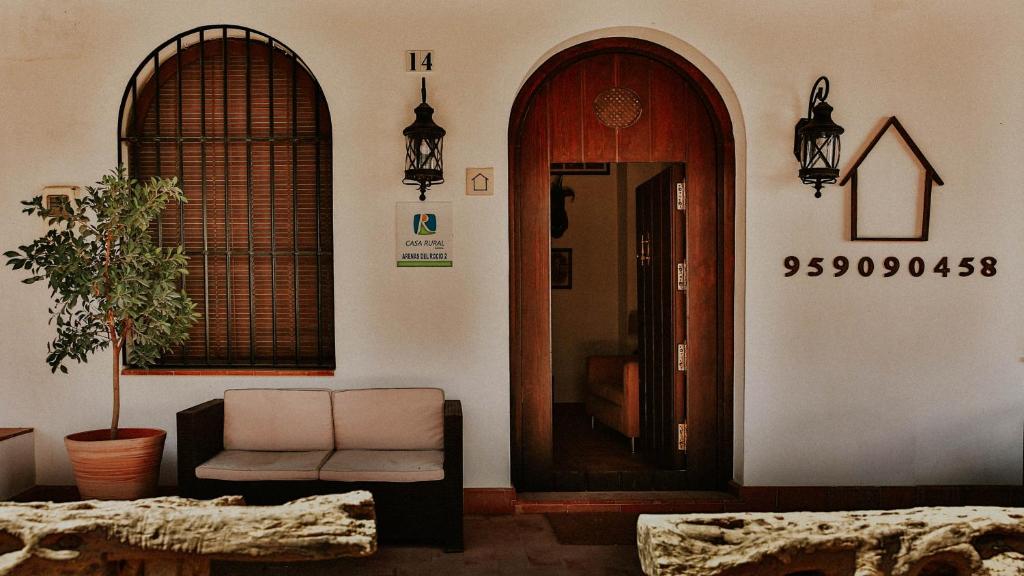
[552,469,689,491]
[515,490,737,514]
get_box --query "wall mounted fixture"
[794,76,844,198]
[403,77,446,201]
[41,186,80,222]
[841,116,944,241]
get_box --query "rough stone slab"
[637,506,1024,576]
[0,491,376,576]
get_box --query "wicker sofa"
[177,387,463,551]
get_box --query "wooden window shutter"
[121,28,334,369]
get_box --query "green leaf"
[5,165,197,408]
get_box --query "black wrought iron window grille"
[117,25,335,369]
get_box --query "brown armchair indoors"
[584,355,639,452]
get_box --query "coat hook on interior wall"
[403,77,446,201]
[794,76,844,198]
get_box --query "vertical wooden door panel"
[669,163,687,472]
[650,63,688,162]
[636,174,650,460]
[580,54,616,162]
[549,62,583,163]
[616,55,652,162]
[720,136,736,483]
[636,166,685,470]
[518,85,553,488]
[655,169,672,465]
[684,93,719,488]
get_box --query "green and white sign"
[396,201,452,267]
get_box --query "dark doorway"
[509,38,736,491]
[549,163,694,491]
[549,163,669,490]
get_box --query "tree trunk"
[105,230,119,441]
[110,340,120,440]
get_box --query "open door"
[635,165,686,470]
[509,38,734,491]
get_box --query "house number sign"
[406,50,434,72]
[783,256,998,278]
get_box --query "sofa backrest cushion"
[332,388,444,450]
[223,388,334,451]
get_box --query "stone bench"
[637,506,1024,575]
[0,491,375,576]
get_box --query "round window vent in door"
[593,87,642,129]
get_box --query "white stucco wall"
[0,0,1020,487]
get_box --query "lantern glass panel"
[402,78,446,199]
[801,132,839,171]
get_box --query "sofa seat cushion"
[319,449,444,483]
[223,389,334,452]
[195,450,331,481]
[332,388,444,450]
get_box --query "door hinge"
[676,181,687,210]
[677,343,687,372]
[677,261,688,291]
[678,423,688,451]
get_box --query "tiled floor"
[553,403,651,472]
[552,404,689,492]
[214,514,644,575]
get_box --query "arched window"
[118,26,334,369]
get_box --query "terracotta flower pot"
[64,428,166,500]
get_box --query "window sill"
[121,369,334,377]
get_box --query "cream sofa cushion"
[332,388,444,450]
[195,450,331,481]
[319,449,444,482]
[223,388,334,451]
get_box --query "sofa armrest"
[442,399,463,551]
[623,360,640,438]
[443,399,463,478]
[585,355,638,404]
[176,399,224,497]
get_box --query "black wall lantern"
[794,76,844,198]
[403,77,445,201]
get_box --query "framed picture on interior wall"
[551,248,572,289]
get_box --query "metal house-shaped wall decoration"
[841,116,944,241]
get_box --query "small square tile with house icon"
[465,167,494,196]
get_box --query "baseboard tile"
[464,487,516,515]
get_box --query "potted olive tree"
[5,166,197,499]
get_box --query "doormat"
[545,513,639,545]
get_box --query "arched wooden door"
[509,38,735,490]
